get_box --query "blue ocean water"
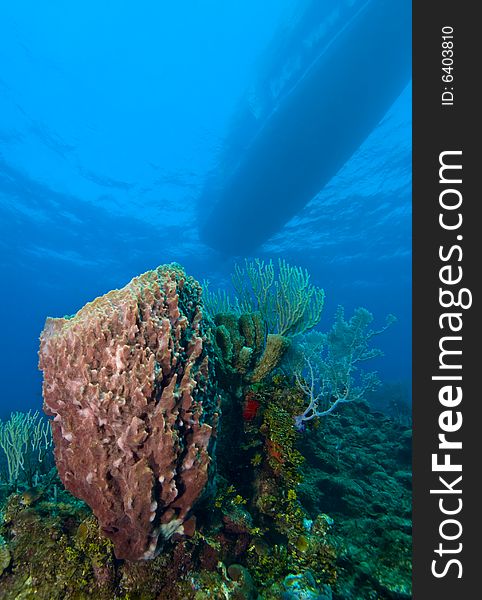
[0,0,411,419]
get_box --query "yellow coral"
[251,453,262,467]
[251,334,290,382]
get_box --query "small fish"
[20,487,44,506]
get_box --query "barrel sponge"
[39,264,219,561]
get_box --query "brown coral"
[39,264,219,561]
[250,334,289,383]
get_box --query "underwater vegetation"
[0,411,53,488]
[288,308,396,429]
[0,261,411,599]
[204,258,325,336]
[298,402,412,599]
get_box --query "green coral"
[215,323,235,364]
[202,282,239,316]
[260,379,306,487]
[297,401,412,598]
[232,259,325,336]
[246,543,290,588]
[238,379,337,589]
[0,411,53,487]
[0,494,114,600]
[207,258,325,384]
[214,312,257,371]
[213,311,287,384]
[238,312,266,351]
[0,492,202,600]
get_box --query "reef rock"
[39,264,219,561]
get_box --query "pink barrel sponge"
[39,264,219,561]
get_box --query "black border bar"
[413,2,480,597]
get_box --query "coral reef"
[0,411,53,487]
[251,334,290,383]
[206,259,327,389]
[213,311,266,380]
[239,379,337,591]
[212,312,289,387]
[38,264,220,561]
[288,308,396,428]
[298,401,412,599]
[232,259,325,336]
[0,387,411,600]
[0,262,411,599]
[205,259,325,337]
[0,489,197,599]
